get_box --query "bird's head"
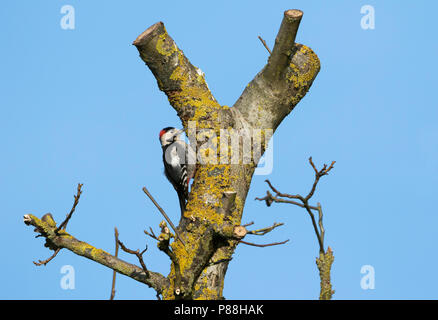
[159,127,184,147]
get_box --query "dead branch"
[256,157,335,253]
[33,183,83,267]
[56,183,83,232]
[117,238,149,275]
[247,222,284,236]
[239,239,290,247]
[144,227,159,241]
[110,227,119,300]
[255,157,335,300]
[33,248,61,266]
[23,212,168,294]
[142,186,185,246]
[258,36,272,54]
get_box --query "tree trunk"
[133,9,320,300]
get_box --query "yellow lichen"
[286,45,320,90]
[156,32,177,57]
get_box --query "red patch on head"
[159,129,167,139]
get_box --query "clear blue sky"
[1,0,437,300]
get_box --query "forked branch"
[23,186,169,295]
[256,157,335,300]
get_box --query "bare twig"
[256,191,319,210]
[110,227,119,300]
[242,221,254,228]
[144,227,158,241]
[142,186,185,246]
[317,202,325,246]
[239,239,289,247]
[258,36,272,54]
[33,248,61,266]
[118,239,149,275]
[247,222,284,236]
[306,157,335,201]
[255,157,336,300]
[34,184,83,267]
[56,183,83,232]
[256,158,335,254]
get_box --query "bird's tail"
[177,189,187,216]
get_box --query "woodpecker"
[159,127,195,215]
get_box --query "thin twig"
[56,183,83,232]
[35,184,84,266]
[256,158,335,254]
[258,36,272,54]
[306,157,335,201]
[118,239,149,275]
[242,221,254,228]
[317,203,325,246]
[239,239,289,247]
[144,227,159,240]
[256,191,319,210]
[207,258,233,267]
[110,227,119,300]
[142,186,185,246]
[304,204,324,253]
[33,248,61,266]
[247,222,284,236]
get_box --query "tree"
[23,9,323,300]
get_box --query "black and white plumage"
[159,127,195,215]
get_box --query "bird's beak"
[175,129,184,136]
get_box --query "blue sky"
[1,0,437,300]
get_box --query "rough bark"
[316,247,335,300]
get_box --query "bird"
[159,127,195,215]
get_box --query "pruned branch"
[233,10,320,131]
[133,21,222,128]
[23,213,169,294]
[216,221,288,249]
[265,9,303,80]
[155,221,183,298]
[316,246,335,300]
